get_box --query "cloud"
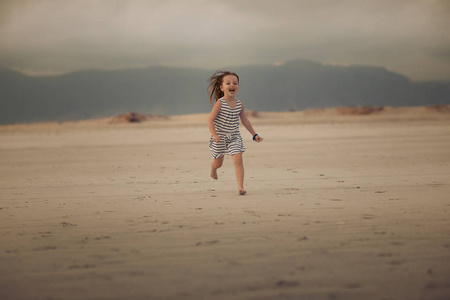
[0,0,449,80]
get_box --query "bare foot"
[211,167,218,180]
[239,189,247,195]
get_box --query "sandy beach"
[1,107,450,300]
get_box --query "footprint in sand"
[389,260,405,266]
[69,264,95,269]
[94,236,111,240]
[362,214,376,219]
[195,240,219,246]
[60,222,77,227]
[378,253,394,257]
[344,283,362,289]
[33,246,57,251]
[276,280,300,287]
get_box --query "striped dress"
[209,98,246,158]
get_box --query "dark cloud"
[0,0,449,80]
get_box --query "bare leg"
[211,156,224,180]
[232,153,246,195]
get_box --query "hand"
[254,135,263,143]
[212,134,220,142]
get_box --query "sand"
[1,108,450,300]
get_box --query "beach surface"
[1,107,450,300]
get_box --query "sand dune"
[0,106,449,300]
[1,105,449,132]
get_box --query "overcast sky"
[1,0,449,80]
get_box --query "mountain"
[1,60,449,125]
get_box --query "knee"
[233,154,243,165]
[216,160,223,168]
[212,158,223,168]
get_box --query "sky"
[0,0,449,81]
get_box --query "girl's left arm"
[240,103,263,142]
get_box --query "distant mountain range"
[1,60,449,125]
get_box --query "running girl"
[207,70,263,195]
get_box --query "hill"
[0,60,449,124]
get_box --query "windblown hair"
[207,70,240,105]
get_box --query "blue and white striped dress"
[209,98,246,158]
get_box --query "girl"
[207,70,263,195]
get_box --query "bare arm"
[240,103,263,142]
[208,101,221,142]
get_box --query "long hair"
[207,70,240,105]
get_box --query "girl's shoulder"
[213,97,224,106]
[213,99,223,108]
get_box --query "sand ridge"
[1,105,450,133]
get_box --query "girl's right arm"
[208,100,221,142]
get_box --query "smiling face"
[220,74,239,99]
